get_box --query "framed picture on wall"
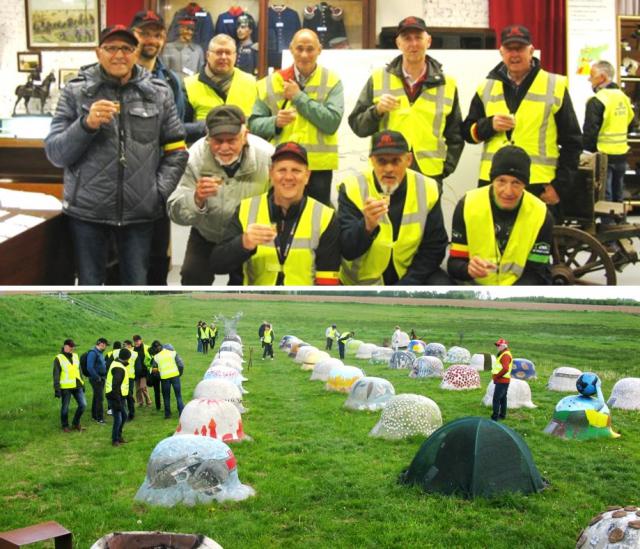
[58,68,80,89]
[25,0,100,49]
[17,51,42,73]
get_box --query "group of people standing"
[197,320,218,353]
[52,335,186,446]
[44,10,632,286]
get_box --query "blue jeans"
[161,376,184,418]
[107,397,126,442]
[68,216,154,285]
[606,159,627,203]
[60,387,86,428]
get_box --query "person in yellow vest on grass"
[491,338,513,421]
[462,24,582,212]
[209,322,218,351]
[325,324,337,350]
[132,335,153,408]
[122,340,138,421]
[150,340,185,419]
[250,28,344,206]
[209,142,341,285]
[583,59,635,227]
[183,33,257,143]
[448,145,554,285]
[53,338,86,433]
[262,323,275,359]
[338,130,451,285]
[105,347,130,446]
[349,16,464,192]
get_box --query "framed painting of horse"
[25,0,100,49]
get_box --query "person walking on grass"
[87,337,108,423]
[53,339,86,433]
[262,323,274,359]
[337,330,354,360]
[106,347,130,446]
[491,338,513,421]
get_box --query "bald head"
[290,29,321,76]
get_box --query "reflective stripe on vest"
[328,327,337,339]
[478,70,565,184]
[57,353,82,389]
[339,169,439,285]
[154,348,180,379]
[372,68,456,176]
[463,186,547,285]
[105,363,129,396]
[263,328,273,343]
[493,349,513,379]
[595,88,633,155]
[126,350,138,379]
[258,67,340,169]
[239,194,334,285]
[184,69,257,120]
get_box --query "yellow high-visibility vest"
[56,353,82,389]
[477,69,566,184]
[184,68,257,120]
[153,348,180,380]
[263,328,273,344]
[105,362,129,396]
[238,194,336,285]
[493,349,513,380]
[126,350,138,379]
[463,185,547,286]
[595,88,633,155]
[257,67,340,170]
[372,68,457,177]
[340,169,439,285]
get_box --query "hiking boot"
[112,441,121,447]
[72,424,86,431]
[118,438,128,444]
[62,427,72,433]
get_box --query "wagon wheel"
[551,226,617,285]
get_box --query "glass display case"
[618,16,640,204]
[154,0,374,76]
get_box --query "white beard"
[214,152,240,166]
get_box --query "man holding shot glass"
[45,25,187,285]
[338,130,450,285]
[167,105,273,285]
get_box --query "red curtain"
[106,0,146,27]
[489,0,566,75]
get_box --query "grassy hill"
[0,292,639,548]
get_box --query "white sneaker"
[107,409,113,416]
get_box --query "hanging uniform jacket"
[267,6,301,68]
[56,353,83,389]
[184,67,257,120]
[238,193,335,285]
[153,348,180,380]
[106,362,129,396]
[215,8,258,42]
[339,169,439,285]
[493,349,513,383]
[461,186,547,286]
[593,87,634,155]
[476,69,567,185]
[256,67,340,169]
[302,2,348,49]
[167,3,215,53]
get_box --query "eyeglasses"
[101,45,137,56]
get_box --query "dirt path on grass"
[191,293,639,314]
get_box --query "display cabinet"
[618,15,640,204]
[153,0,375,76]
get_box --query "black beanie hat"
[489,145,531,185]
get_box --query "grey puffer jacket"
[45,63,188,225]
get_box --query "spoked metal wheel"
[551,226,617,285]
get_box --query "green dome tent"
[399,416,545,499]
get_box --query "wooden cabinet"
[618,16,640,204]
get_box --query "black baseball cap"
[99,25,139,47]
[272,142,308,165]
[130,10,165,30]
[118,348,132,360]
[501,25,532,46]
[397,16,428,35]
[206,105,246,137]
[370,130,409,156]
[63,338,76,348]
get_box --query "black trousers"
[263,342,274,358]
[305,170,334,207]
[492,382,509,420]
[181,228,243,285]
[325,337,333,350]
[90,378,105,421]
[338,340,346,359]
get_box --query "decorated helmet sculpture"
[441,365,481,391]
[369,394,442,440]
[193,378,246,414]
[222,334,242,344]
[445,346,471,365]
[608,377,640,410]
[410,356,444,379]
[424,342,446,361]
[389,350,416,370]
[310,358,343,381]
[407,340,427,356]
[369,347,393,365]
[344,377,395,411]
[326,364,365,393]
[204,365,248,394]
[176,398,249,443]
[355,342,378,360]
[219,341,243,357]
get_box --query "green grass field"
[1,292,639,548]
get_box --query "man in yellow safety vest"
[53,338,86,432]
[105,347,130,446]
[150,340,185,419]
[491,338,513,421]
[262,323,275,360]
